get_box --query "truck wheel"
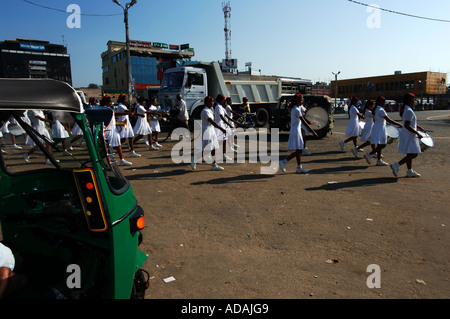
[255,108,269,127]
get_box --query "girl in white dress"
[352,100,376,157]
[23,110,54,164]
[192,96,226,171]
[225,97,243,153]
[279,94,318,174]
[214,94,234,162]
[364,96,402,166]
[116,94,140,157]
[148,97,163,148]
[101,96,132,166]
[50,111,70,153]
[133,97,157,150]
[390,93,426,178]
[339,97,363,151]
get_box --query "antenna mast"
[223,1,232,60]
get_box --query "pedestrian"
[339,96,364,151]
[279,94,318,174]
[239,97,251,114]
[116,94,140,157]
[300,100,314,155]
[148,96,163,148]
[49,111,70,154]
[22,110,55,165]
[133,97,157,150]
[363,96,402,166]
[224,97,242,153]
[191,96,227,171]
[390,93,426,178]
[214,94,235,161]
[176,94,189,129]
[0,242,27,298]
[352,99,376,158]
[101,95,132,166]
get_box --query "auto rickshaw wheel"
[130,268,150,299]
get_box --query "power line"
[347,0,450,23]
[22,0,122,17]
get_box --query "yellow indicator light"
[86,197,93,203]
[87,211,92,216]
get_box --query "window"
[186,73,204,86]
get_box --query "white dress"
[345,105,361,137]
[360,109,374,142]
[25,110,52,146]
[287,106,304,151]
[133,104,152,136]
[214,103,228,141]
[299,105,309,136]
[195,107,219,151]
[116,103,135,139]
[370,105,388,145]
[398,105,421,154]
[50,112,70,139]
[104,108,121,148]
[148,105,161,132]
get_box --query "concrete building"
[101,40,195,99]
[330,71,447,109]
[0,38,72,84]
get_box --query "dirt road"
[122,110,449,299]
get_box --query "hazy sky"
[2,0,450,87]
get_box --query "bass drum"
[305,107,328,130]
[419,131,434,152]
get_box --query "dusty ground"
[120,109,450,299]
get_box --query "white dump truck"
[158,61,312,127]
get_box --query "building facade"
[101,40,195,99]
[0,38,72,84]
[330,71,447,109]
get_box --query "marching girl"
[191,96,227,171]
[49,111,70,154]
[224,97,242,153]
[339,97,364,152]
[214,94,235,161]
[390,93,425,178]
[133,97,157,150]
[148,97,163,148]
[116,94,140,157]
[352,99,376,158]
[363,96,402,166]
[23,110,54,164]
[279,94,318,174]
[101,95,132,166]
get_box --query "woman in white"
[390,93,425,178]
[279,94,318,174]
[50,111,70,154]
[352,100,376,157]
[339,97,363,151]
[148,97,163,148]
[23,110,54,164]
[116,94,140,157]
[133,97,156,150]
[191,96,226,171]
[364,96,402,166]
[214,94,234,161]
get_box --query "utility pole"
[332,71,340,111]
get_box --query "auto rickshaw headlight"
[130,206,145,234]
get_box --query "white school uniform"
[148,104,161,132]
[133,104,152,136]
[299,105,309,136]
[360,109,374,142]
[25,110,52,146]
[116,103,135,139]
[370,105,388,145]
[287,106,304,151]
[50,112,70,139]
[214,103,228,141]
[345,105,361,137]
[398,105,421,154]
[103,107,121,148]
[195,107,219,151]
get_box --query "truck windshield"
[160,71,184,91]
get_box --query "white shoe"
[364,153,372,165]
[154,142,162,148]
[358,148,364,152]
[211,163,224,171]
[339,141,345,151]
[23,153,31,164]
[390,163,399,177]
[144,140,149,146]
[149,145,159,150]
[1,149,6,155]
[279,159,287,173]
[352,147,359,158]
[303,149,311,156]
[406,170,421,178]
[119,159,132,166]
[12,144,22,150]
[296,165,308,174]
[130,151,141,158]
[376,159,389,166]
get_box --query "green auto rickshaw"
[0,79,149,299]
